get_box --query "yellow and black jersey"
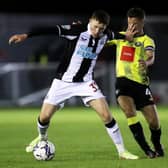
[107,32,155,85]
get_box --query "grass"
[0,105,167,168]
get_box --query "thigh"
[40,103,58,123]
[44,79,73,106]
[117,96,137,117]
[81,80,105,106]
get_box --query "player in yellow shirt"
[107,8,164,158]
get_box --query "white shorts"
[44,79,105,106]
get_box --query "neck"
[135,30,144,37]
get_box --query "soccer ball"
[33,140,55,161]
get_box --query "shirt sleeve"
[144,36,155,51]
[106,31,125,45]
[27,24,85,37]
[27,26,60,37]
[113,31,126,39]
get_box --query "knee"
[40,112,52,123]
[120,106,136,118]
[123,109,135,118]
[148,118,160,129]
[100,112,112,123]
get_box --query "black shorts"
[115,77,155,110]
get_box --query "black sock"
[150,127,162,149]
[105,119,116,128]
[129,122,151,152]
[38,116,50,126]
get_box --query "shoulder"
[143,34,155,44]
[142,34,155,49]
[144,34,154,41]
[59,24,87,35]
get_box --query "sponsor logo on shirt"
[120,46,135,62]
[76,45,97,59]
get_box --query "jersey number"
[89,82,98,92]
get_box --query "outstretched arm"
[8,24,83,45]
[8,26,60,44]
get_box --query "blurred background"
[0,1,168,107]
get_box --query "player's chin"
[92,34,99,38]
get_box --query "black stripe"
[88,36,93,47]
[73,58,92,82]
[88,36,99,53]
[55,39,78,79]
[93,38,99,52]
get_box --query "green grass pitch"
[0,105,167,168]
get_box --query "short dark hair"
[91,10,111,26]
[127,8,145,19]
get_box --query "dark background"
[0,0,168,81]
[0,0,167,105]
[0,0,167,16]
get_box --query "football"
[33,140,55,161]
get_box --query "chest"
[74,33,107,59]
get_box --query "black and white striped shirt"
[28,24,125,82]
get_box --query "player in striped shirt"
[9,10,138,159]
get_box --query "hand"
[9,34,28,44]
[125,24,138,42]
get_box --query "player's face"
[127,17,144,35]
[89,18,107,38]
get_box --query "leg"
[37,102,60,137]
[117,96,155,158]
[141,104,164,156]
[39,102,59,123]
[26,103,59,152]
[88,97,138,159]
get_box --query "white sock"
[37,120,49,139]
[106,123,125,154]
